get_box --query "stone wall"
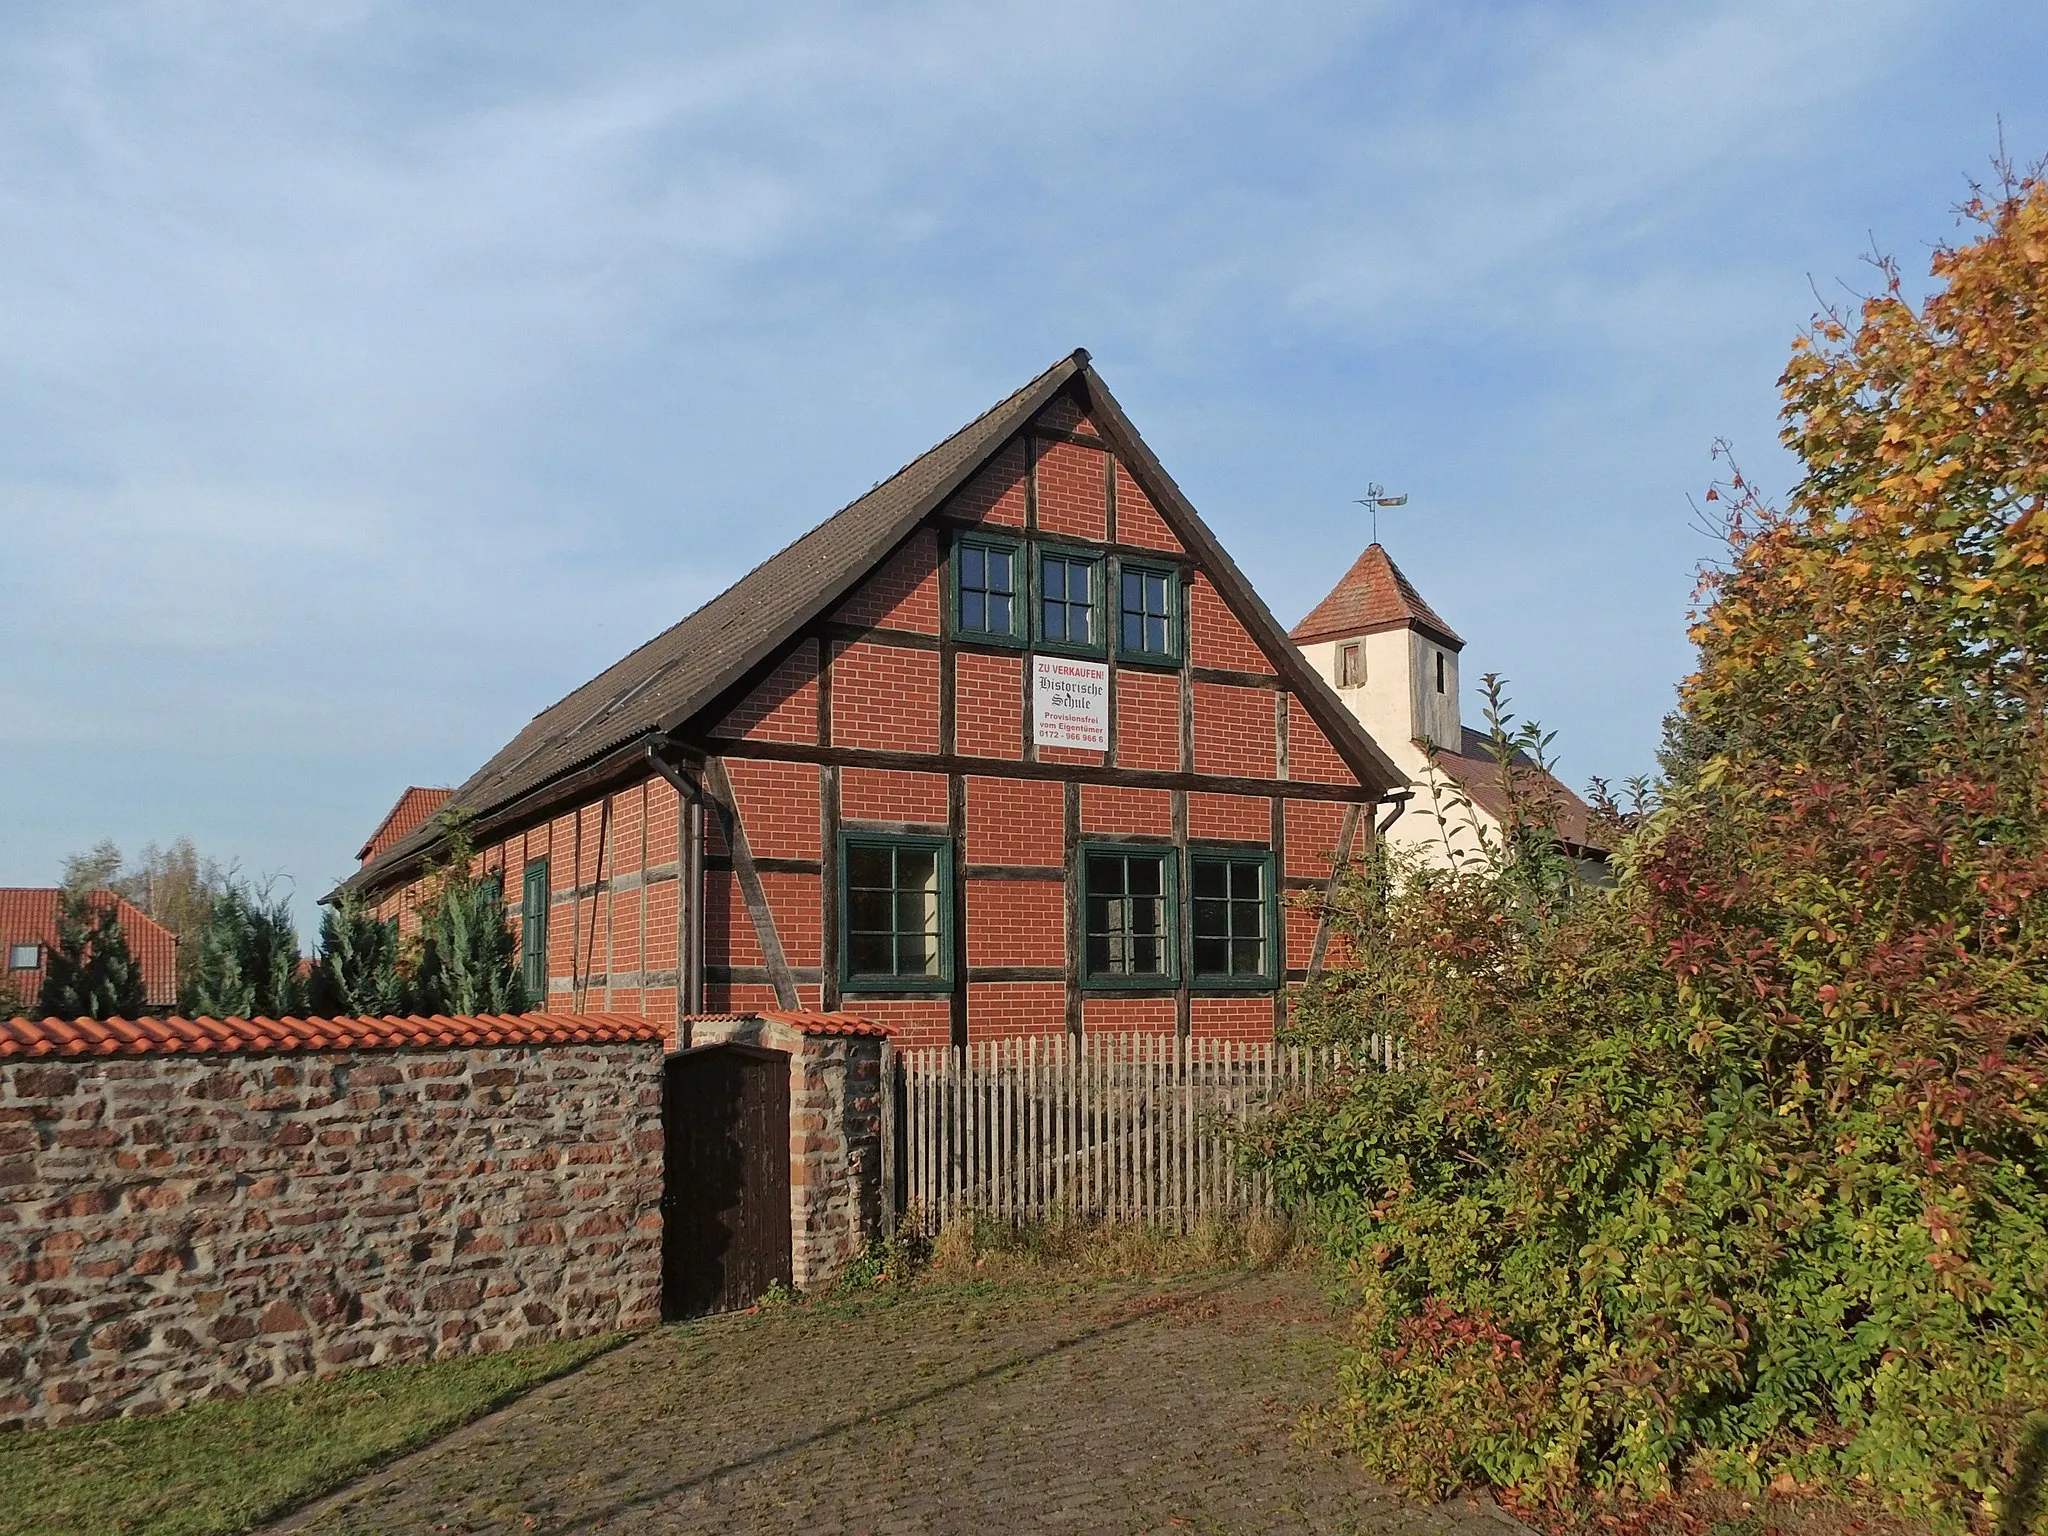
[0,1040,664,1429]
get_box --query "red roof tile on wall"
[0,1012,667,1060]
[0,889,179,1010]
[682,1010,893,1038]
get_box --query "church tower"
[1289,543,1464,753]
[1290,543,1604,872]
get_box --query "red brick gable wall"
[945,440,1027,527]
[1035,439,1109,542]
[831,530,940,634]
[1115,462,1182,553]
[954,651,1022,759]
[1188,575,1271,673]
[966,778,1062,865]
[1113,670,1180,772]
[1188,792,1268,841]
[1082,785,1172,836]
[831,642,939,754]
[1191,683,1276,779]
[713,641,819,744]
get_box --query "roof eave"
[1292,615,1466,651]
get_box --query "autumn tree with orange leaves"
[1259,173,2048,1528]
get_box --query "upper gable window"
[954,535,1023,644]
[1435,653,1446,695]
[1337,643,1364,688]
[1036,546,1104,655]
[1116,560,1179,664]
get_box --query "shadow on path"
[561,1270,1259,1531]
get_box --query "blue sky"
[2,0,2043,926]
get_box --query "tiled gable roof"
[0,889,179,1010]
[344,351,1406,898]
[1290,544,1464,649]
[357,787,452,864]
[1424,726,1604,856]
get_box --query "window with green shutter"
[520,859,549,1001]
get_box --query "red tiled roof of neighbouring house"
[1290,544,1464,649]
[0,889,179,1011]
[357,787,454,865]
[1419,727,1604,857]
[0,1012,668,1059]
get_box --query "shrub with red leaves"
[1257,174,2048,1529]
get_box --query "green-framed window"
[953,535,1024,644]
[1081,843,1177,985]
[520,859,549,1000]
[1189,850,1277,985]
[841,833,953,992]
[1035,545,1105,655]
[1115,559,1179,663]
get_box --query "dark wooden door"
[661,1045,792,1318]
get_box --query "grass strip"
[0,1331,626,1536]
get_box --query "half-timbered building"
[341,351,1402,1049]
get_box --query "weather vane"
[1355,483,1408,545]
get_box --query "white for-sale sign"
[1031,655,1110,751]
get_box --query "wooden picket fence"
[893,1031,1403,1233]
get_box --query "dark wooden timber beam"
[703,756,800,1010]
[696,738,1381,804]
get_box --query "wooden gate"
[661,1044,792,1318]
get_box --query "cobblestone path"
[275,1268,1524,1535]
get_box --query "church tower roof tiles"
[1289,543,1463,650]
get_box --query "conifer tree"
[308,897,407,1017]
[37,890,148,1021]
[184,884,305,1018]
[407,815,528,1016]
[413,872,527,1015]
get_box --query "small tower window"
[1337,643,1363,688]
[1435,653,1446,695]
